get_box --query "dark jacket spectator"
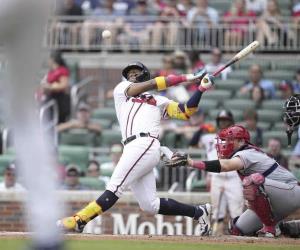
[267,138,289,169]
[61,165,88,190]
[243,108,263,146]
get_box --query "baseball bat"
[212,41,260,77]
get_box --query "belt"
[122,133,158,146]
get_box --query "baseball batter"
[57,62,214,235]
[200,110,244,235]
[166,125,300,237]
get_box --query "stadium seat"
[264,70,294,81]
[92,108,117,122]
[0,154,15,175]
[203,89,232,102]
[58,145,89,171]
[257,121,270,130]
[215,79,244,91]
[228,70,248,80]
[199,99,218,112]
[99,129,122,147]
[273,60,299,71]
[262,131,297,147]
[79,177,106,190]
[92,118,112,129]
[262,100,285,110]
[249,131,257,145]
[223,99,255,110]
[257,109,282,124]
[59,129,100,147]
[236,60,270,71]
[273,122,286,131]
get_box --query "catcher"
[165,125,300,237]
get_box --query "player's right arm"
[126,70,212,97]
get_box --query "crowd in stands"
[51,0,300,50]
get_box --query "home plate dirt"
[0,232,299,245]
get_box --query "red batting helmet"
[216,125,250,158]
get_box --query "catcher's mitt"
[164,152,188,168]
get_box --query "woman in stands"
[40,51,71,123]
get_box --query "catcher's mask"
[283,94,300,128]
[216,125,250,159]
[122,61,150,83]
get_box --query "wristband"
[155,76,167,91]
[203,160,221,173]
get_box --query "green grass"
[1,239,299,250]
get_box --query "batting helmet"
[216,110,234,128]
[283,94,300,128]
[216,125,250,158]
[122,62,151,82]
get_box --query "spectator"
[292,0,300,28]
[243,108,263,146]
[55,0,83,46]
[256,0,284,46]
[187,0,219,42]
[251,85,265,108]
[151,0,182,48]
[223,0,256,47]
[0,164,25,191]
[177,0,194,16]
[205,48,232,80]
[81,0,125,49]
[189,51,205,73]
[119,0,155,50]
[56,103,101,134]
[292,68,300,93]
[279,81,294,100]
[40,51,71,123]
[155,54,176,77]
[101,144,123,173]
[86,160,110,186]
[166,51,190,102]
[240,64,276,98]
[61,165,88,190]
[267,138,289,169]
[245,0,267,15]
[187,51,205,91]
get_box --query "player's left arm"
[165,89,204,120]
[126,69,212,97]
[188,156,244,172]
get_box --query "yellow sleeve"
[166,101,197,120]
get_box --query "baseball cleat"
[56,216,86,233]
[196,203,212,236]
[257,225,277,238]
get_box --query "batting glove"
[185,68,207,82]
[199,74,215,92]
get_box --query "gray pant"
[236,178,300,235]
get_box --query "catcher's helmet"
[122,62,151,82]
[216,125,250,158]
[283,94,300,128]
[216,110,234,127]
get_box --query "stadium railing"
[47,16,300,52]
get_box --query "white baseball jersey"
[114,80,171,140]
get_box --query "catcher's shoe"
[195,203,212,236]
[257,225,277,238]
[56,215,86,233]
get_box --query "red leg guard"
[243,174,276,228]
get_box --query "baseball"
[102,29,112,39]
